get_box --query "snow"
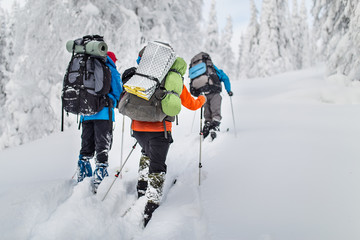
[1,65,360,240]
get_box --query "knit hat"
[107,51,117,63]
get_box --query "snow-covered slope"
[1,65,360,240]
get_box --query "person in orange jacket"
[129,49,206,227]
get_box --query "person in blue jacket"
[202,63,233,140]
[77,51,122,193]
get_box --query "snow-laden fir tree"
[312,0,358,79]
[311,0,352,62]
[291,0,311,69]
[204,0,220,61]
[0,0,204,149]
[346,2,360,80]
[299,0,311,68]
[257,0,294,77]
[257,0,283,77]
[124,0,203,61]
[239,0,260,78]
[0,7,7,107]
[291,0,303,69]
[276,0,294,71]
[219,16,235,79]
[236,33,244,79]
[0,7,7,138]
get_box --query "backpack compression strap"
[134,72,160,85]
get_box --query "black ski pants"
[132,131,173,174]
[80,120,113,164]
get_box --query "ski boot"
[202,121,211,139]
[143,172,165,227]
[144,201,159,227]
[77,156,92,182]
[209,120,221,141]
[93,162,109,193]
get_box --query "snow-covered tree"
[257,0,294,77]
[258,0,283,76]
[299,0,311,68]
[311,0,352,61]
[204,0,220,58]
[236,33,244,79]
[276,0,294,71]
[0,0,204,149]
[0,7,7,107]
[291,0,302,69]
[219,16,235,79]
[128,0,203,61]
[311,0,359,79]
[291,0,311,69]
[346,2,360,80]
[239,0,260,78]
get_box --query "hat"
[138,47,146,57]
[107,51,117,63]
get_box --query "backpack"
[188,52,222,97]
[62,35,111,118]
[118,55,186,123]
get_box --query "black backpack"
[61,35,111,130]
[188,52,222,97]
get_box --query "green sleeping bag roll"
[161,57,187,116]
[161,93,182,117]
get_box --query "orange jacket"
[131,85,206,132]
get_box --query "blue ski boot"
[93,163,109,193]
[77,157,92,182]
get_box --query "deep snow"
[1,65,360,240]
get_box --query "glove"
[199,92,207,103]
[228,91,233,97]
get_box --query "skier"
[189,52,233,140]
[124,47,206,227]
[77,51,122,193]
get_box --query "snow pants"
[132,131,173,174]
[133,131,173,205]
[204,92,222,123]
[80,120,113,164]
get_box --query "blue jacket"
[81,56,123,122]
[214,65,231,93]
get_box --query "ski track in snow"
[1,66,360,240]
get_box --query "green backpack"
[118,57,186,122]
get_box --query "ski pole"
[119,115,125,178]
[199,107,203,186]
[102,141,138,201]
[71,170,77,180]
[190,111,196,134]
[229,96,237,137]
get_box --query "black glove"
[122,67,137,84]
[228,91,233,97]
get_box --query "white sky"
[202,0,314,54]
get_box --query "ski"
[121,178,177,218]
[208,128,230,141]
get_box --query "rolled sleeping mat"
[66,40,108,57]
[85,41,108,57]
[66,40,85,54]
